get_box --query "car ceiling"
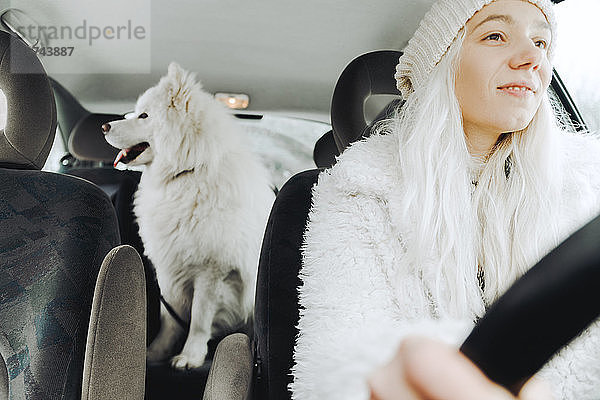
[2,0,443,121]
[4,0,565,122]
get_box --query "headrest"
[330,50,402,152]
[68,113,123,162]
[50,77,123,163]
[313,130,339,169]
[0,31,56,170]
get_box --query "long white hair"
[375,29,568,318]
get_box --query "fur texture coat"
[292,131,600,400]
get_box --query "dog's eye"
[138,112,148,119]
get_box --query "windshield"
[554,0,600,132]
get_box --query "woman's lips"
[497,84,535,97]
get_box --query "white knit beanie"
[395,0,557,99]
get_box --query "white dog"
[103,62,274,369]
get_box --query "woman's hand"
[368,336,554,400]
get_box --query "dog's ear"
[166,62,195,112]
[167,62,185,80]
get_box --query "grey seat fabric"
[0,170,120,398]
[82,245,146,400]
[0,31,146,399]
[202,333,252,400]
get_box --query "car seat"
[202,49,403,400]
[0,30,146,399]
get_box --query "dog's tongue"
[113,142,150,167]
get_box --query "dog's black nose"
[102,123,111,133]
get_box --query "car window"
[554,0,600,133]
[239,115,329,187]
[43,126,67,171]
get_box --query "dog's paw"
[170,353,207,370]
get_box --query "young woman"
[291,0,600,399]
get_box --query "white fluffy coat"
[292,130,600,399]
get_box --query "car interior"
[0,0,597,399]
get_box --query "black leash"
[159,294,190,333]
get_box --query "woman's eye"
[534,40,548,49]
[138,112,148,119]
[485,33,503,42]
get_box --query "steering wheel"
[461,213,600,394]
